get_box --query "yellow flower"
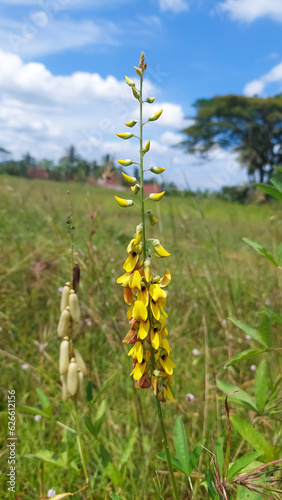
[132,300,148,321]
[152,239,170,258]
[159,269,171,287]
[159,354,175,375]
[149,191,165,202]
[123,252,139,272]
[137,286,149,306]
[138,320,150,340]
[115,196,134,208]
[128,341,143,363]
[123,285,135,305]
[131,360,146,380]
[128,270,142,290]
[164,384,174,402]
[122,172,137,185]
[149,283,167,302]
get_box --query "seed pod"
[60,373,68,401]
[74,348,88,375]
[77,371,84,401]
[69,290,81,323]
[72,261,80,293]
[67,358,78,396]
[59,337,69,374]
[60,282,71,312]
[57,307,71,337]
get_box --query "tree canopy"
[179,94,282,183]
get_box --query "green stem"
[74,401,90,488]
[139,67,179,500]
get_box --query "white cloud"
[160,131,183,145]
[243,61,282,96]
[219,0,282,22]
[159,0,188,13]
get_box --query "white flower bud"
[57,307,71,337]
[59,337,69,375]
[69,290,81,323]
[60,282,71,312]
[67,358,79,396]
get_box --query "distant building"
[27,167,49,180]
[96,161,125,191]
[143,184,162,194]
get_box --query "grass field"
[1,175,281,500]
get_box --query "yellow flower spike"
[159,269,171,287]
[116,133,133,140]
[125,75,135,87]
[151,328,160,350]
[152,239,171,258]
[148,109,163,122]
[164,385,174,402]
[134,65,142,77]
[149,283,167,302]
[117,159,133,166]
[133,223,143,245]
[132,86,140,100]
[131,183,141,194]
[132,300,148,321]
[149,191,165,201]
[142,140,150,155]
[123,252,139,272]
[116,272,130,285]
[114,196,134,208]
[150,300,161,321]
[127,238,136,253]
[144,257,152,282]
[146,96,155,103]
[135,341,143,363]
[129,270,142,290]
[122,172,137,185]
[125,120,137,128]
[150,167,166,174]
[159,355,175,375]
[138,319,150,339]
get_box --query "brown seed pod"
[72,261,80,293]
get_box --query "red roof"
[143,184,162,194]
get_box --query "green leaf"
[230,415,273,461]
[215,437,224,477]
[270,177,282,194]
[119,428,137,470]
[236,485,262,500]
[84,400,107,438]
[273,166,282,172]
[189,438,205,474]
[204,469,220,500]
[110,495,123,500]
[17,404,50,418]
[277,243,282,267]
[254,359,268,412]
[172,417,190,476]
[157,452,185,474]
[217,380,258,412]
[227,451,263,481]
[36,388,52,416]
[228,318,270,349]
[242,237,277,266]
[25,449,65,467]
[253,183,282,202]
[105,462,123,487]
[224,349,265,368]
[263,306,282,325]
[86,381,93,402]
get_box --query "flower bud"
[145,209,158,226]
[148,109,163,122]
[117,159,133,166]
[61,373,68,401]
[116,133,133,140]
[125,120,137,128]
[132,86,140,100]
[149,191,165,202]
[152,239,171,258]
[144,257,152,283]
[114,196,134,208]
[133,223,143,245]
[125,75,135,87]
[67,358,78,396]
[146,97,155,103]
[59,337,69,375]
[60,282,71,312]
[77,371,84,401]
[131,184,141,194]
[122,172,137,185]
[69,290,81,323]
[134,66,142,77]
[142,140,150,155]
[57,307,71,337]
[74,348,88,376]
[150,167,166,174]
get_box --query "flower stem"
[74,401,90,491]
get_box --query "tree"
[179,94,282,184]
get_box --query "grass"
[0,175,281,499]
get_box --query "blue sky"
[1,0,282,189]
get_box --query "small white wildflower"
[85,319,92,327]
[193,303,198,308]
[185,393,195,402]
[192,349,200,356]
[105,301,109,307]
[34,415,41,422]
[222,319,227,327]
[251,364,257,372]
[47,488,56,498]
[265,298,271,306]
[58,286,64,293]
[22,363,29,370]
[92,244,97,251]
[245,335,251,340]
[110,257,115,262]
[101,324,107,330]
